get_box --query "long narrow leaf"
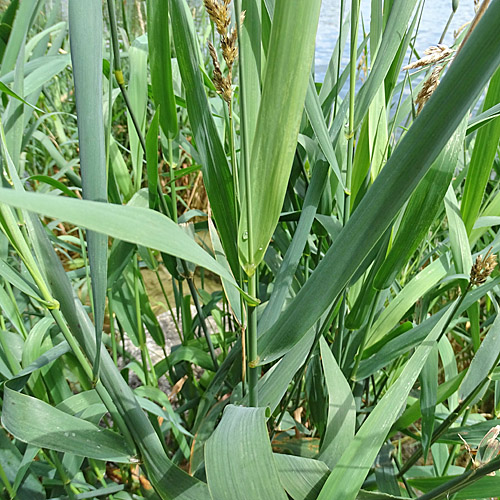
[459,311,500,402]
[170,0,238,273]
[238,0,322,272]
[374,121,466,290]
[146,0,178,139]
[68,0,107,377]
[0,189,243,292]
[318,337,355,469]
[2,384,133,463]
[461,67,500,234]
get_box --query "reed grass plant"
[1,0,500,498]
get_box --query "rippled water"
[315,1,476,81]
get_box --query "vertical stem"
[333,0,345,120]
[442,408,471,476]
[228,99,248,386]
[154,269,182,340]
[345,0,360,222]
[235,0,258,406]
[182,262,219,371]
[392,453,417,498]
[107,0,122,79]
[48,450,78,499]
[336,0,360,361]
[108,289,118,365]
[439,10,455,44]
[134,255,154,387]
[168,138,177,223]
[247,274,258,406]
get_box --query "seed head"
[205,0,240,106]
[203,0,230,36]
[221,27,238,70]
[470,248,497,287]
[357,51,368,80]
[415,65,443,114]
[403,44,453,71]
[208,41,232,103]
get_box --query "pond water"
[315,1,477,81]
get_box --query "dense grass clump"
[1,1,500,499]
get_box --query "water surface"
[315,1,476,81]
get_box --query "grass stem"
[168,137,177,223]
[247,274,258,406]
[337,0,360,362]
[182,261,219,371]
[235,0,259,405]
[441,408,471,475]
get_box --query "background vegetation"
[1,0,500,499]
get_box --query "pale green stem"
[228,98,247,391]
[247,275,258,406]
[168,138,177,223]
[439,9,455,44]
[0,206,58,309]
[182,261,219,371]
[337,0,360,361]
[235,0,258,406]
[442,408,471,476]
[107,289,118,365]
[134,255,153,387]
[48,450,78,500]
[154,269,182,340]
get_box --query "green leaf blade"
[238,0,322,272]
[205,405,288,500]
[146,0,178,139]
[68,0,107,376]
[2,385,134,463]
